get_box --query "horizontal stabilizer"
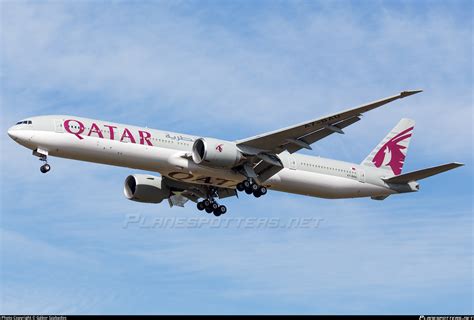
[383,162,464,184]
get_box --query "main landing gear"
[39,155,51,173]
[236,179,267,198]
[196,187,227,217]
[196,199,227,217]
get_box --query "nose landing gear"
[39,155,50,173]
[33,149,51,173]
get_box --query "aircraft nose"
[7,126,25,141]
[7,127,18,140]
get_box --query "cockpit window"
[15,120,32,125]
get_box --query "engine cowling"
[192,137,243,168]
[123,174,169,203]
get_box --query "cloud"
[1,1,471,159]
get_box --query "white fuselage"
[8,115,400,199]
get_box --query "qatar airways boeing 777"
[8,90,463,216]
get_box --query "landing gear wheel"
[218,205,227,214]
[203,199,211,208]
[40,164,50,173]
[205,207,213,213]
[259,186,267,195]
[243,180,252,189]
[211,202,219,211]
[197,201,205,211]
[213,205,226,217]
[236,182,245,192]
[245,187,253,194]
[253,190,261,198]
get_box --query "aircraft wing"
[236,90,422,154]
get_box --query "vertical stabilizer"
[361,118,415,176]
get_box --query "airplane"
[7,90,463,216]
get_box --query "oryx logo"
[216,144,224,152]
[372,126,413,175]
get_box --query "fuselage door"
[54,119,64,133]
[288,156,297,170]
[356,168,366,183]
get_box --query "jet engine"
[123,174,170,203]
[192,138,244,168]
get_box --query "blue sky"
[0,0,472,315]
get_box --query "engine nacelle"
[123,174,169,203]
[192,138,243,168]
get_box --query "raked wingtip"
[400,89,423,97]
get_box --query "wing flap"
[253,160,284,183]
[285,116,361,153]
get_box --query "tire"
[243,180,251,189]
[253,191,261,198]
[211,202,219,210]
[251,183,259,192]
[203,199,211,208]
[236,183,245,192]
[197,202,205,211]
[40,164,50,173]
[259,186,267,195]
[245,187,253,194]
[205,207,213,213]
[213,209,222,217]
[219,205,227,214]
